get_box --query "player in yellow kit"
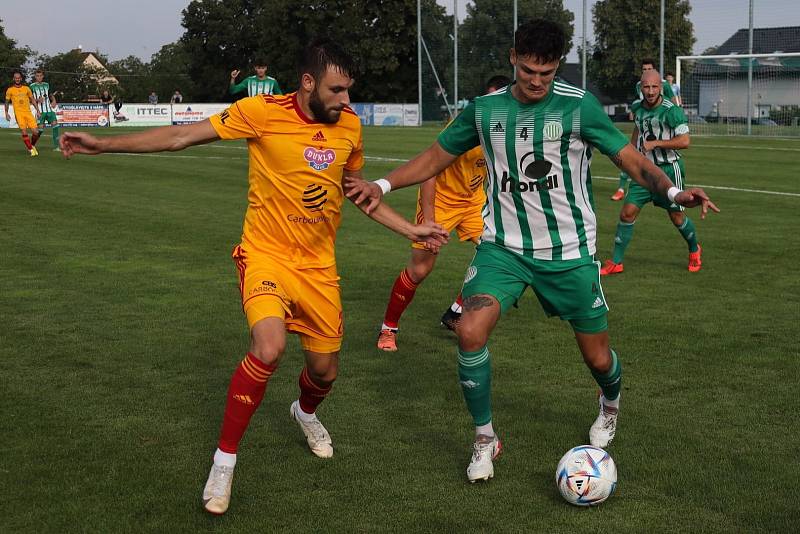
[59,38,448,516]
[5,70,41,156]
[377,76,511,352]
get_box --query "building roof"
[715,26,800,55]
[556,63,619,105]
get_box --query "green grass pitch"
[1,126,798,532]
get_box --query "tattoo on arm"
[610,152,623,168]
[463,295,497,312]
[641,167,662,192]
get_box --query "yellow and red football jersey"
[5,85,35,116]
[428,145,487,209]
[209,93,364,268]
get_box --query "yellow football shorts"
[232,245,343,353]
[412,198,484,250]
[15,112,37,130]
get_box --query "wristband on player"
[667,186,681,204]
[373,178,392,195]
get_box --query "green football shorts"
[625,159,685,212]
[38,111,58,126]
[462,242,609,333]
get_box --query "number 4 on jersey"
[519,127,529,141]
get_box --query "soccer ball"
[555,445,617,506]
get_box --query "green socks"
[617,172,630,189]
[676,217,699,252]
[458,346,492,426]
[591,349,622,401]
[53,126,60,148]
[612,221,635,264]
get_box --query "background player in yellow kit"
[377,75,511,352]
[5,70,41,156]
[59,38,448,516]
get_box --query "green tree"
[106,55,150,102]
[180,0,450,102]
[0,18,32,79]
[148,42,196,102]
[458,0,575,99]
[590,0,695,102]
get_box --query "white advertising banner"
[402,104,419,126]
[110,104,172,127]
[171,103,228,125]
[373,104,405,126]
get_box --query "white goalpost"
[676,52,800,137]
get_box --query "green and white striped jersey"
[631,97,689,165]
[230,75,282,97]
[634,79,675,101]
[29,82,54,112]
[439,80,629,261]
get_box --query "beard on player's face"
[309,87,341,124]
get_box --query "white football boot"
[290,400,334,458]
[467,433,502,482]
[589,395,619,448]
[202,463,235,515]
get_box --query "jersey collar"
[292,92,319,124]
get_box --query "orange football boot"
[377,329,398,351]
[600,259,624,276]
[688,244,702,272]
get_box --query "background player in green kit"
[612,58,679,201]
[30,69,60,150]
[229,59,282,97]
[347,19,719,483]
[601,69,702,275]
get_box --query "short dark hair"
[642,58,657,68]
[298,37,356,82]
[514,19,566,63]
[35,68,44,74]
[486,75,511,91]
[12,69,22,76]
[253,58,268,67]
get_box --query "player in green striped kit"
[229,60,282,97]
[612,58,679,201]
[347,19,718,483]
[601,69,702,275]
[30,69,60,149]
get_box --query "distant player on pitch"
[30,69,60,150]
[230,59,282,97]
[377,75,511,352]
[601,69,702,275]
[5,70,41,156]
[60,38,448,515]
[612,58,680,201]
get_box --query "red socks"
[31,131,41,146]
[21,133,32,150]
[298,366,332,414]
[383,269,419,329]
[217,353,276,454]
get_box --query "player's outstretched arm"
[345,141,457,214]
[612,144,720,219]
[60,119,220,158]
[344,170,449,251]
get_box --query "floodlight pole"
[659,0,665,74]
[418,0,422,126]
[453,0,459,117]
[582,0,587,89]
[513,0,518,80]
[746,0,754,135]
